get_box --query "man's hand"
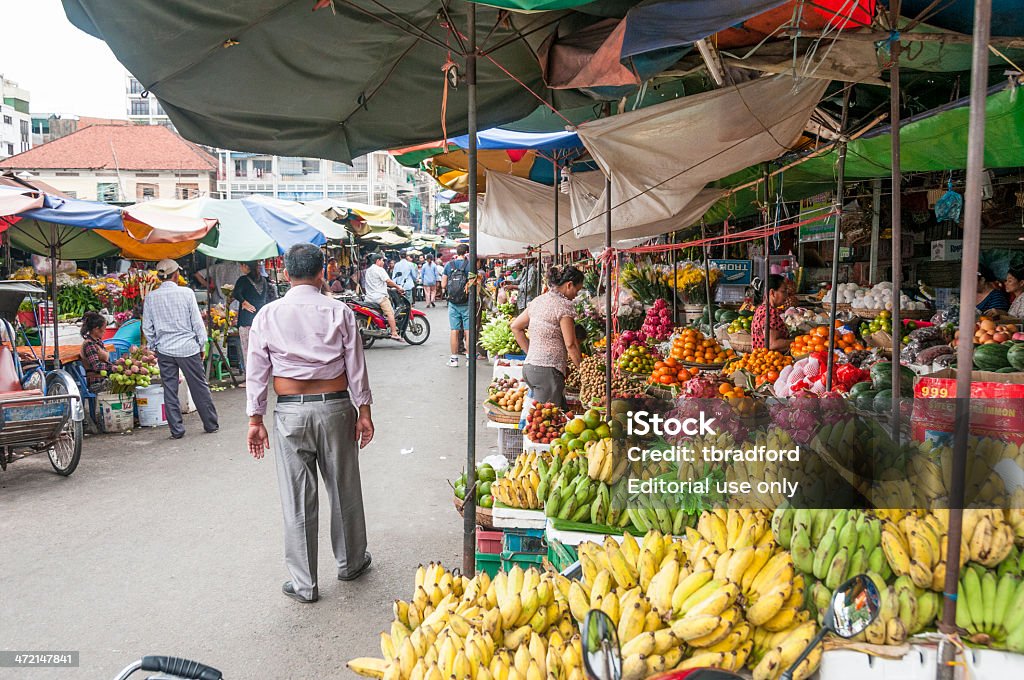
[248,421,270,459]
[356,412,374,449]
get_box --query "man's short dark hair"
[456,244,469,256]
[285,243,324,280]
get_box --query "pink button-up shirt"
[246,284,372,416]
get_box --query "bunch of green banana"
[542,459,625,526]
[627,458,674,480]
[628,493,694,536]
[956,564,1024,650]
[586,437,628,484]
[491,452,542,509]
[774,509,891,591]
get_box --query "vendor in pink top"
[510,266,585,408]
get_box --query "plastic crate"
[503,528,546,555]
[475,552,501,578]
[547,538,578,573]
[501,550,545,572]
[476,529,503,555]
[498,428,523,465]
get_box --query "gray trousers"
[523,363,566,409]
[156,352,219,437]
[273,398,367,600]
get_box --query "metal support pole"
[49,225,60,368]
[939,2,992,677]
[826,88,851,392]
[463,2,478,578]
[701,222,714,335]
[553,158,560,266]
[762,164,771,350]
[605,176,613,408]
[869,179,881,284]
[671,232,678,324]
[890,6,904,435]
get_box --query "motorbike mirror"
[827,574,881,639]
[581,610,621,680]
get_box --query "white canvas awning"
[571,75,829,239]
[478,171,593,251]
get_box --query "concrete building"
[31,114,132,146]
[218,150,436,230]
[0,76,31,160]
[0,123,217,203]
[125,73,172,127]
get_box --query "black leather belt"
[277,391,349,404]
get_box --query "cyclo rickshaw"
[0,280,84,476]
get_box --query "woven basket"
[454,497,495,529]
[856,308,933,320]
[729,332,753,353]
[821,302,852,313]
[646,385,676,401]
[680,360,728,371]
[483,401,522,425]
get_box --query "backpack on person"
[447,259,469,305]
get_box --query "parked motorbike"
[114,655,221,679]
[581,574,879,680]
[344,289,430,349]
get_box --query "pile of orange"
[648,357,702,387]
[670,328,736,365]
[790,324,865,357]
[718,382,757,417]
[723,347,793,385]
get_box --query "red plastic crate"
[476,529,503,554]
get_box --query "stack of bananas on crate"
[490,451,543,510]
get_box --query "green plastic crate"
[475,551,501,578]
[547,538,578,573]
[501,550,545,572]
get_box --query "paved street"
[0,305,496,679]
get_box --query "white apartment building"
[0,76,31,160]
[218,150,436,230]
[125,73,173,127]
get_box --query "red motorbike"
[581,574,879,680]
[340,289,430,349]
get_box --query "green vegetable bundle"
[56,284,102,318]
[480,317,522,356]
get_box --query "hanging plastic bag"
[934,183,963,223]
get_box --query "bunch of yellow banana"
[907,436,1021,507]
[686,509,775,557]
[961,507,1016,568]
[585,437,628,484]
[879,512,953,592]
[491,452,542,509]
[750,621,819,680]
[627,458,674,480]
[1008,489,1024,546]
[354,563,587,680]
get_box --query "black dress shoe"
[338,552,372,581]
[170,432,184,440]
[282,581,317,603]
[204,427,219,434]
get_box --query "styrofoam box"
[491,505,545,530]
[820,645,1024,680]
[493,363,523,381]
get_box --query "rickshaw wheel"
[47,380,83,476]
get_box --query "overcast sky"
[2,0,127,118]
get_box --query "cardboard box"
[912,368,1024,442]
[930,239,963,261]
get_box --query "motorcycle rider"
[364,252,404,341]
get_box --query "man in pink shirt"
[246,243,375,603]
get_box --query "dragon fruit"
[641,298,674,342]
[612,329,648,359]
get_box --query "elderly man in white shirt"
[142,259,219,439]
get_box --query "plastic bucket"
[135,384,166,427]
[98,392,134,433]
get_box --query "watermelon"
[720,311,739,323]
[974,343,1011,371]
[869,362,915,395]
[997,367,1018,373]
[739,309,754,318]
[1007,343,1024,370]
[873,389,894,413]
[715,308,729,322]
[849,382,874,396]
[855,389,877,411]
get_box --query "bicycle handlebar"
[140,656,222,680]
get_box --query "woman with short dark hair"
[233,261,273,369]
[80,311,112,389]
[751,274,791,351]
[511,266,585,408]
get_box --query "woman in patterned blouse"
[510,266,585,408]
[751,275,792,351]
[80,311,112,388]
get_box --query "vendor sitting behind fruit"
[80,311,112,388]
[977,265,1010,315]
[751,275,791,352]
[511,266,585,408]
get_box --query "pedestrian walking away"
[421,254,441,307]
[142,259,220,439]
[232,261,275,372]
[246,243,375,604]
[364,252,406,341]
[441,243,471,367]
[392,250,418,304]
